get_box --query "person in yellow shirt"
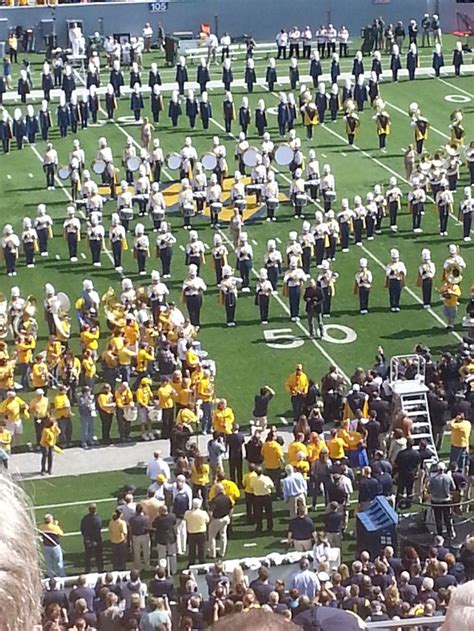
[440,281,461,331]
[80,324,100,356]
[175,376,193,409]
[294,451,310,478]
[448,413,472,470]
[31,354,49,391]
[53,385,72,447]
[109,330,125,353]
[184,342,200,373]
[212,399,234,435]
[326,428,347,460]
[97,383,116,444]
[39,513,65,577]
[124,315,140,347]
[285,363,309,421]
[288,433,308,466]
[59,351,81,405]
[117,344,136,384]
[136,376,154,441]
[29,387,50,447]
[115,381,133,442]
[195,368,214,433]
[209,469,240,505]
[0,420,12,469]
[176,403,199,429]
[261,431,284,498]
[134,343,154,388]
[108,510,128,570]
[243,463,258,524]
[81,349,97,389]
[307,432,327,463]
[0,390,29,446]
[101,344,119,388]
[46,336,62,383]
[190,453,210,508]
[158,376,176,440]
[16,333,36,390]
[0,357,15,396]
[40,418,61,475]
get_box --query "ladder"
[389,355,438,462]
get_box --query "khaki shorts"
[6,420,23,435]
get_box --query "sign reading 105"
[150,2,169,13]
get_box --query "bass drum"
[166,152,181,170]
[243,147,260,168]
[126,156,141,172]
[274,144,294,166]
[58,166,71,180]
[92,159,106,175]
[201,153,218,171]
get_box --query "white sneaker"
[41,251,48,257]
[242,287,250,293]
[139,270,147,275]
[262,320,268,324]
[93,262,101,267]
[463,236,471,242]
[71,257,78,262]
[266,217,271,222]
[27,264,35,268]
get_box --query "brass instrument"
[0,293,8,340]
[13,295,38,338]
[444,262,463,286]
[101,288,127,329]
[53,292,71,341]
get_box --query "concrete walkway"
[11,427,295,480]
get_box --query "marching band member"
[404,144,416,180]
[290,168,307,219]
[130,83,144,121]
[135,164,151,217]
[354,75,368,112]
[261,131,274,164]
[175,56,189,96]
[344,102,360,146]
[303,102,318,139]
[34,204,53,257]
[86,183,104,220]
[191,161,207,215]
[256,268,273,324]
[88,85,99,124]
[81,170,95,200]
[390,44,402,82]
[148,62,161,90]
[432,42,444,78]
[150,139,163,183]
[42,142,58,190]
[234,131,249,175]
[17,68,30,104]
[460,186,473,242]
[79,95,89,129]
[411,111,429,154]
[338,198,354,253]
[215,147,228,187]
[352,195,366,246]
[373,186,386,235]
[318,259,338,317]
[12,108,26,150]
[305,149,320,201]
[109,213,127,272]
[245,57,257,93]
[180,136,197,179]
[407,43,418,81]
[182,264,207,329]
[109,60,124,97]
[97,136,114,187]
[312,211,329,266]
[197,57,210,94]
[156,221,176,279]
[148,182,166,231]
[230,171,246,216]
[443,243,466,279]
[264,239,283,291]
[329,83,340,122]
[147,269,169,324]
[220,265,241,326]
[299,221,315,274]
[41,62,53,101]
[133,223,150,276]
[277,92,289,136]
[68,92,80,134]
[168,90,181,128]
[61,66,75,102]
[70,138,85,173]
[325,210,340,261]
[122,138,136,185]
[104,84,117,120]
[222,57,233,92]
[255,99,267,137]
[21,218,38,269]
[371,50,383,80]
[452,41,464,77]
[289,57,299,91]
[417,248,436,308]
[229,207,244,248]
[368,71,379,106]
[342,77,353,106]
[185,89,199,129]
[86,62,100,90]
[320,163,336,212]
[315,82,327,124]
[354,258,372,314]
[2,225,20,276]
[408,182,426,233]
[36,100,51,144]
[386,176,402,232]
[179,179,195,230]
[352,51,364,80]
[439,270,462,331]
[266,57,277,92]
[330,52,340,84]
[250,154,267,204]
[286,230,303,267]
[309,51,322,88]
[287,93,297,130]
[223,91,235,134]
[239,96,251,135]
[449,111,465,149]
[25,104,38,145]
[207,173,223,228]
[436,182,454,236]
[211,233,228,286]
[284,257,307,321]
[185,230,205,274]
[289,136,304,176]
[385,248,407,312]
[87,212,105,267]
[236,232,253,293]
[150,85,163,124]
[264,171,279,222]
[117,180,134,231]
[199,91,212,130]
[374,107,391,151]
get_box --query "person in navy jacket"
[287,93,297,131]
[17,68,30,104]
[223,91,235,133]
[452,41,464,77]
[0,75,5,105]
[329,83,340,121]
[289,57,299,91]
[277,92,289,136]
[151,84,164,123]
[129,61,141,89]
[222,57,233,92]
[368,71,379,106]
[88,85,100,124]
[86,63,100,89]
[57,96,70,138]
[105,83,117,120]
[310,51,322,88]
[53,57,63,88]
[39,99,52,141]
[354,75,368,112]
[352,51,364,81]
[330,53,340,85]
[197,58,210,94]
[130,83,144,121]
[342,77,353,105]
[25,104,39,144]
[148,62,162,89]
[69,92,81,133]
[186,88,199,129]
[266,57,277,92]
[168,90,182,127]
[406,43,418,81]
[175,56,188,96]
[315,82,328,124]
[199,91,212,130]
[371,51,382,81]
[62,65,76,102]
[432,43,444,77]
[255,98,267,137]
[79,93,89,129]
[41,62,54,101]
[245,58,257,93]
[390,44,402,82]
[239,96,251,134]
[0,110,13,153]
[13,107,26,149]
[109,60,124,97]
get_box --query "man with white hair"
[208,483,233,558]
[168,474,192,556]
[282,464,307,518]
[442,579,474,631]
[184,497,209,565]
[146,450,171,481]
[428,461,456,539]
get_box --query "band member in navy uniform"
[38,102,52,142]
[245,58,257,93]
[371,51,382,80]
[304,102,318,139]
[223,91,235,133]
[168,90,182,127]
[239,97,251,135]
[42,142,57,190]
[354,75,368,112]
[310,51,322,88]
[182,264,207,330]
[69,92,81,133]
[408,183,426,233]
[156,221,176,278]
[222,57,233,91]
[199,91,212,130]
[417,248,435,308]
[88,85,99,124]
[236,232,253,293]
[211,233,228,285]
[256,268,273,324]
[25,104,39,144]
[407,43,418,81]
[411,112,429,154]
[79,93,89,129]
[330,53,340,84]
[436,183,453,236]
[175,56,188,96]
[35,204,53,256]
[63,206,81,262]
[197,58,210,94]
[287,93,297,131]
[86,63,100,89]
[390,44,402,82]
[460,187,473,242]
[129,61,142,89]
[385,248,406,312]
[0,110,13,153]
[315,82,327,124]
[368,72,379,106]
[452,41,464,77]
[386,176,402,232]
[299,221,315,274]
[278,93,289,136]
[17,69,30,104]
[148,61,162,90]
[284,257,306,321]
[130,83,144,121]
[432,43,444,77]
[57,96,69,138]
[109,60,124,97]
[266,57,277,92]
[220,265,241,326]
[342,77,353,105]
[2,225,20,277]
[186,89,199,129]
[133,223,150,275]
[255,99,267,137]
[352,51,364,80]
[344,102,360,146]
[329,84,340,121]
[354,257,372,314]
[41,62,54,101]
[62,66,76,102]
[109,213,126,272]
[374,108,391,150]
[150,85,163,124]
[53,57,63,88]
[105,84,117,120]
[289,57,299,90]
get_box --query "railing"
[366,616,444,629]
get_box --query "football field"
[0,37,472,573]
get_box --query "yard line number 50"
[263,325,357,349]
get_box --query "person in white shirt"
[146,450,171,481]
[69,22,84,58]
[220,32,231,62]
[302,26,313,59]
[119,493,137,525]
[289,26,301,58]
[206,33,219,65]
[338,25,350,57]
[276,29,288,59]
[143,23,153,53]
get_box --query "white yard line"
[383,99,450,141]
[436,77,474,98]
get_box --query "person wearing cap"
[182,264,207,330]
[29,387,50,448]
[417,249,436,308]
[354,257,373,314]
[175,56,188,96]
[385,248,406,312]
[428,461,456,539]
[219,265,241,327]
[255,268,273,325]
[286,364,309,421]
[0,390,29,447]
[460,187,473,242]
[303,277,324,338]
[136,377,154,442]
[283,257,306,321]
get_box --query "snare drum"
[127,156,141,172]
[182,202,195,217]
[324,190,336,201]
[234,198,246,211]
[58,166,71,180]
[166,152,181,170]
[193,191,206,200]
[201,153,218,171]
[243,147,260,168]
[274,144,294,166]
[119,208,134,220]
[210,202,223,214]
[91,159,106,175]
[266,197,279,210]
[295,193,308,206]
[245,184,261,195]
